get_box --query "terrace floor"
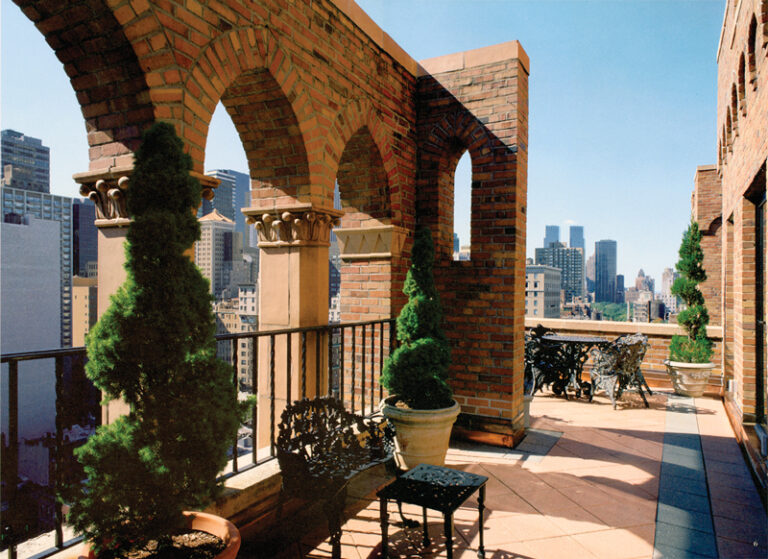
[247,390,767,559]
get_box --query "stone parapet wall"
[524,318,724,396]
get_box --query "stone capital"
[74,166,133,228]
[73,167,220,228]
[334,225,407,261]
[243,203,344,247]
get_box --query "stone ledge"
[524,317,723,339]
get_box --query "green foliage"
[591,302,627,322]
[380,228,453,410]
[65,123,243,557]
[669,221,713,363]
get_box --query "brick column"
[244,204,343,450]
[335,224,407,409]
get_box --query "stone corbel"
[74,166,133,228]
[334,225,407,261]
[243,203,344,247]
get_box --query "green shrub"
[669,221,713,363]
[65,123,243,557]
[380,228,453,410]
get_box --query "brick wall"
[716,0,768,425]
[692,165,723,325]
[417,43,529,446]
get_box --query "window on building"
[749,15,758,87]
[453,150,471,261]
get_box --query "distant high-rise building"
[204,169,250,240]
[525,265,561,318]
[1,216,60,442]
[616,274,625,303]
[453,233,460,253]
[585,253,596,294]
[195,209,235,299]
[544,225,560,248]
[569,225,584,251]
[594,240,617,303]
[2,186,73,347]
[1,130,50,193]
[661,267,680,313]
[534,242,584,302]
[72,198,98,277]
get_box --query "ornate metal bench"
[589,333,652,408]
[276,396,394,559]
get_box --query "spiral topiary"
[65,122,243,557]
[669,220,714,363]
[380,227,453,410]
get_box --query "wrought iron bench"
[276,396,394,559]
[589,333,652,408]
[525,324,560,395]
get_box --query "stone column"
[244,204,342,452]
[74,167,219,424]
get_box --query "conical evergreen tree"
[66,122,242,557]
[380,228,453,409]
[669,221,713,363]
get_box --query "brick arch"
[328,99,398,225]
[180,26,313,202]
[417,110,492,257]
[738,53,747,115]
[11,0,154,169]
[730,83,739,137]
[748,15,758,84]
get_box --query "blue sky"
[1,0,724,284]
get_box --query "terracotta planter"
[665,360,715,398]
[380,396,460,470]
[71,511,240,559]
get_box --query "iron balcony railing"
[0,318,395,559]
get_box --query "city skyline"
[1,0,723,283]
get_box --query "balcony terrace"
[3,319,767,559]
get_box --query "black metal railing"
[0,317,395,559]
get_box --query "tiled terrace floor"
[250,390,767,559]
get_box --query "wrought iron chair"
[525,325,572,396]
[589,333,652,409]
[276,396,394,559]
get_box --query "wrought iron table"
[535,333,610,398]
[377,463,488,559]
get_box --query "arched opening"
[337,126,391,228]
[2,2,105,545]
[453,151,472,260]
[220,69,310,204]
[749,15,758,87]
[739,54,747,115]
[726,108,734,152]
[730,83,739,138]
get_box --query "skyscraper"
[2,186,73,346]
[569,225,584,251]
[73,198,98,277]
[544,225,559,248]
[1,130,50,193]
[203,169,250,243]
[195,209,235,299]
[594,239,617,303]
[534,242,584,302]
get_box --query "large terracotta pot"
[665,360,715,398]
[73,511,240,559]
[380,396,460,470]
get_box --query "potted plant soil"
[380,227,459,469]
[63,123,244,558]
[664,220,715,397]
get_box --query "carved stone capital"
[73,166,133,228]
[334,225,407,261]
[73,167,222,228]
[243,204,344,247]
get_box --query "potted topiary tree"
[64,122,244,558]
[664,220,715,397]
[379,227,459,469]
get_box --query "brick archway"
[12,0,153,170]
[418,110,492,258]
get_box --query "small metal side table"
[377,464,489,559]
